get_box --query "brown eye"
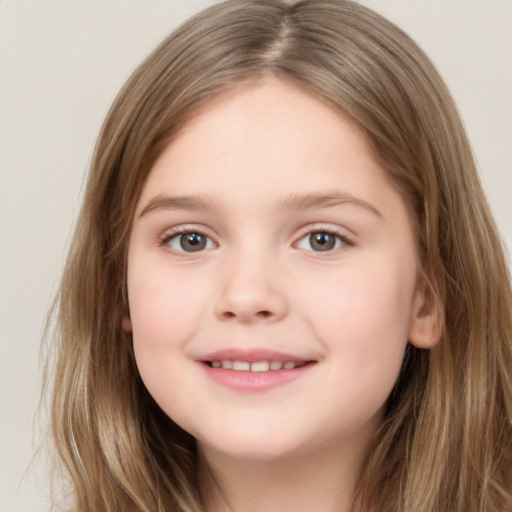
[167,232,214,252]
[297,231,345,252]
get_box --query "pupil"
[310,232,335,251]
[181,233,206,252]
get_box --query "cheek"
[127,268,209,425]
[128,267,207,366]
[298,258,415,378]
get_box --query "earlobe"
[408,280,443,349]
[122,315,133,333]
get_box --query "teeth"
[251,361,270,372]
[210,360,305,372]
[270,361,283,370]
[232,361,250,371]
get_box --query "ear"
[408,278,443,349]
[121,314,133,333]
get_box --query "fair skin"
[124,79,438,512]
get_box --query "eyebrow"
[138,191,382,218]
[138,195,214,218]
[278,192,382,218]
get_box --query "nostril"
[220,309,273,320]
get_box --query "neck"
[198,439,371,512]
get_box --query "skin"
[124,79,439,512]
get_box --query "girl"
[49,1,512,511]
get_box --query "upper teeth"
[210,360,305,372]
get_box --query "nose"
[214,251,289,324]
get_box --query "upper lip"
[198,348,314,363]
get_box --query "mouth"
[198,350,316,391]
[204,359,311,372]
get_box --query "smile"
[199,350,316,391]
[207,360,309,372]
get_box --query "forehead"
[137,79,393,209]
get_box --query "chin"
[202,443,303,463]
[195,425,324,463]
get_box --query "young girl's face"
[125,80,431,462]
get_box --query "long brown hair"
[49,1,512,510]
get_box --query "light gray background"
[2,1,511,511]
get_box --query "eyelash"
[160,227,217,254]
[294,227,352,253]
[159,226,353,254]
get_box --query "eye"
[296,231,347,252]
[164,231,215,253]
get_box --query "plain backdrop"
[1,1,511,511]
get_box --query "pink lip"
[197,348,316,392]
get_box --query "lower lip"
[200,363,314,392]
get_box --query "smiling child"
[49,1,512,511]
